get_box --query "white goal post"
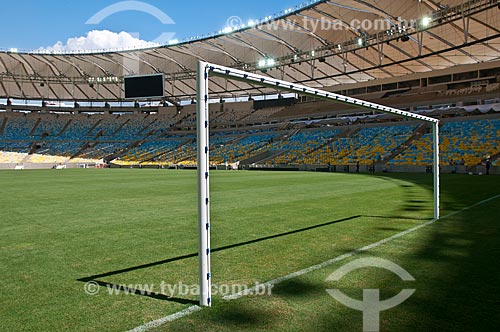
[196,61,440,307]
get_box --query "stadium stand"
[265,129,342,165]
[0,113,37,140]
[87,115,128,139]
[58,115,99,139]
[0,151,26,164]
[32,114,68,137]
[240,107,285,123]
[210,133,278,164]
[306,124,417,166]
[117,140,185,165]
[2,61,500,171]
[391,119,500,166]
[1,106,500,170]
[115,114,153,140]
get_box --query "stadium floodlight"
[258,58,276,68]
[422,16,431,27]
[196,61,440,308]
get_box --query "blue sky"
[1,0,307,51]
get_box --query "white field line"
[127,193,500,332]
[126,306,202,332]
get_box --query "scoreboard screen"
[124,74,165,99]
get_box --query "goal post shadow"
[196,60,440,307]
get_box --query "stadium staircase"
[86,119,102,137]
[57,119,72,136]
[236,110,255,122]
[231,139,274,164]
[112,120,129,137]
[175,140,200,164]
[291,128,351,164]
[29,118,41,136]
[240,150,286,165]
[142,139,191,163]
[93,130,104,140]
[0,117,7,135]
[288,127,301,137]
[28,141,40,155]
[71,142,90,159]
[225,135,246,145]
[76,142,99,159]
[103,140,143,162]
[384,124,428,164]
[236,106,277,123]
[240,128,301,165]
[138,117,156,136]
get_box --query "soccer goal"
[195,61,440,307]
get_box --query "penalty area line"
[127,193,500,332]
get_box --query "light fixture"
[258,58,276,69]
[421,16,431,27]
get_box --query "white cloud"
[40,30,159,52]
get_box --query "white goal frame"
[196,61,440,307]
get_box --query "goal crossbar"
[196,61,440,307]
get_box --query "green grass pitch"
[0,169,499,332]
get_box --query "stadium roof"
[1,0,499,102]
